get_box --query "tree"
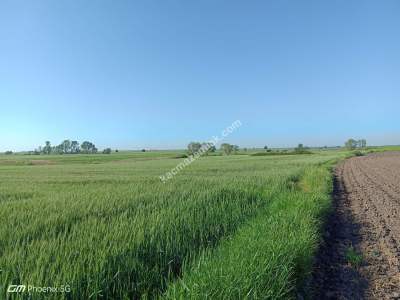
[221,143,234,155]
[294,143,311,154]
[264,145,268,151]
[208,145,216,153]
[81,141,91,153]
[200,142,216,156]
[4,151,13,155]
[60,140,72,154]
[187,142,202,155]
[103,148,112,154]
[345,139,358,150]
[233,145,239,153]
[52,145,63,154]
[81,141,97,154]
[71,141,80,154]
[43,141,52,155]
[358,139,367,148]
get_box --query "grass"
[0,150,348,299]
[0,150,181,166]
[250,151,313,156]
[163,164,334,299]
[345,246,363,267]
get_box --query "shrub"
[103,148,112,154]
[352,150,364,156]
[293,149,313,155]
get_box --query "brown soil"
[312,152,400,300]
[28,160,54,165]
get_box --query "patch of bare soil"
[28,159,54,165]
[311,152,400,300]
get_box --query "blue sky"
[1,0,399,151]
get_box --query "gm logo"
[7,285,26,293]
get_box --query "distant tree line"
[345,138,367,150]
[220,143,239,155]
[187,142,216,156]
[187,142,239,156]
[32,140,113,155]
[294,143,312,154]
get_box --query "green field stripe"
[162,165,332,300]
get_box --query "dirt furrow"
[357,160,400,203]
[348,159,400,286]
[311,152,400,299]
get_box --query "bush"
[4,151,13,155]
[293,149,313,155]
[352,150,364,157]
[103,148,112,154]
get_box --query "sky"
[1,0,399,151]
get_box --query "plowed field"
[313,152,400,299]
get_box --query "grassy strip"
[162,164,333,299]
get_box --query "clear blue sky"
[1,0,399,151]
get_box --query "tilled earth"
[312,152,400,299]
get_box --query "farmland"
[313,151,400,298]
[1,150,348,299]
